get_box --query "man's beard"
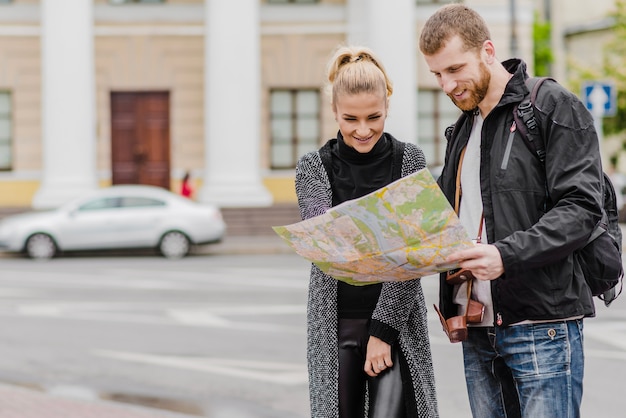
[448,62,490,111]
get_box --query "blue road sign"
[582,81,616,117]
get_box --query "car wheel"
[159,231,190,259]
[25,233,57,260]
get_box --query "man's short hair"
[419,4,491,55]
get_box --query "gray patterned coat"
[295,136,439,418]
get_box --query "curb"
[197,235,293,255]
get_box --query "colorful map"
[273,168,474,285]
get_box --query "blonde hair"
[325,45,392,109]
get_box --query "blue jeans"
[462,320,584,418]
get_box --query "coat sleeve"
[371,143,428,343]
[295,151,332,220]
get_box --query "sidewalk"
[0,383,198,418]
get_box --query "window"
[416,0,456,4]
[108,0,164,5]
[270,89,320,169]
[268,0,318,4]
[121,196,165,208]
[0,92,12,171]
[78,198,121,211]
[417,89,460,167]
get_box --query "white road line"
[167,309,232,327]
[0,268,309,290]
[6,302,306,333]
[198,305,306,315]
[94,350,308,385]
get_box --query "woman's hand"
[364,336,393,377]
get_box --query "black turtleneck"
[330,132,393,319]
[330,132,393,206]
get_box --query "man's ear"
[483,40,497,64]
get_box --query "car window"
[77,197,121,211]
[120,196,166,208]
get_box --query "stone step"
[221,204,301,236]
[0,207,30,219]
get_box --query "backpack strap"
[319,139,334,184]
[391,138,406,181]
[513,76,556,210]
[513,76,555,166]
[445,111,469,144]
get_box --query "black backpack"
[514,77,624,306]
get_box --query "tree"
[568,0,626,169]
[601,0,626,136]
[533,11,553,76]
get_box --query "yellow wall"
[263,176,297,203]
[0,181,39,208]
[0,179,114,208]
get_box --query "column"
[33,0,97,209]
[347,0,417,145]
[198,0,272,207]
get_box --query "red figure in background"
[181,171,193,198]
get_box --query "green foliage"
[601,0,626,135]
[569,0,626,158]
[533,11,553,76]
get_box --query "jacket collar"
[498,58,530,107]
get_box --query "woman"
[296,45,438,418]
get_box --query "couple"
[296,4,602,418]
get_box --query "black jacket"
[437,59,603,326]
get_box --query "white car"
[0,185,226,259]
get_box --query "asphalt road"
[0,253,624,417]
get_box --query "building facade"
[541,0,625,171]
[543,0,616,83]
[0,0,535,208]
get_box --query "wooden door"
[110,92,170,189]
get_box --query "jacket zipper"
[500,121,517,170]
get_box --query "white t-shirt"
[453,113,494,326]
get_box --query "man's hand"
[364,336,393,377]
[446,243,504,281]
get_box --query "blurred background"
[1,0,626,231]
[0,2,625,417]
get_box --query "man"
[419,4,603,418]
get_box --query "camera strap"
[454,146,484,243]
